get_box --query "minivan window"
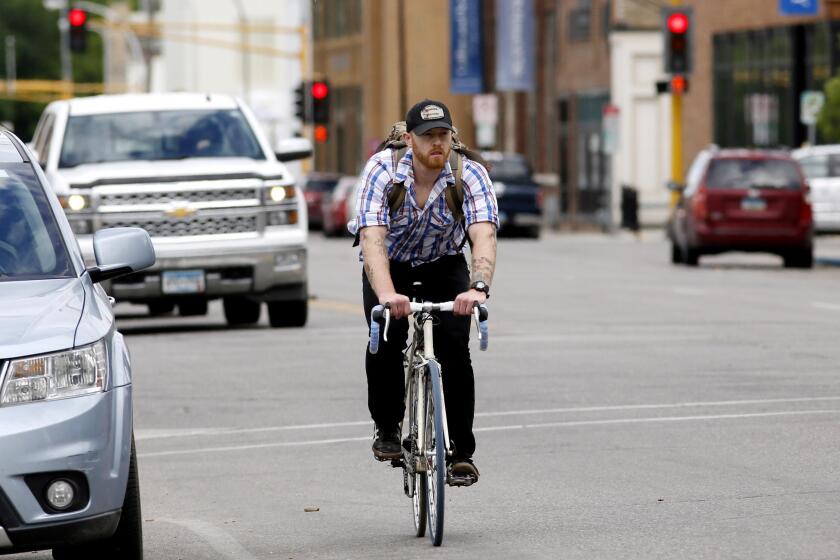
[705,158,802,190]
[0,164,73,280]
[797,154,840,179]
[59,109,265,168]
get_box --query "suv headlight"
[1,340,107,406]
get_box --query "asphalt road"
[13,231,840,559]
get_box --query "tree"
[0,0,107,140]
[817,74,840,143]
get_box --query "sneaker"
[448,457,479,486]
[372,426,402,460]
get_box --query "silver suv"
[0,129,154,558]
[31,92,311,327]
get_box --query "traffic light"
[68,8,88,53]
[293,82,308,122]
[314,124,328,143]
[662,7,692,75]
[311,81,329,124]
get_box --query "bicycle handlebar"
[368,301,489,354]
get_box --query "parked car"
[480,151,542,238]
[0,129,154,558]
[303,172,342,230]
[322,175,358,237]
[792,144,840,233]
[668,147,813,268]
[29,93,311,327]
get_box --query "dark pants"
[362,254,476,459]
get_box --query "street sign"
[42,0,67,9]
[472,94,498,126]
[779,0,819,15]
[801,90,825,125]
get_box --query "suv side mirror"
[666,180,686,192]
[87,227,156,283]
[275,138,313,162]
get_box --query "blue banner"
[779,0,818,15]
[450,0,484,94]
[495,0,535,92]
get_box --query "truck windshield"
[0,164,73,280]
[59,109,265,168]
[705,159,802,190]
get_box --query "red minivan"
[669,148,813,268]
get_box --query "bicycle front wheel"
[425,360,446,546]
[408,372,427,537]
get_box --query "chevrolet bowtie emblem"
[165,204,196,219]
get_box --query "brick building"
[681,0,839,176]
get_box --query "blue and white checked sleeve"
[461,158,500,229]
[355,155,393,229]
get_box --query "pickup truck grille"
[104,214,258,237]
[99,188,259,206]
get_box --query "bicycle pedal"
[390,459,405,468]
[447,474,476,487]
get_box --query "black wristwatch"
[470,281,490,298]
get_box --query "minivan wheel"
[53,437,143,560]
[268,299,308,327]
[684,247,700,266]
[223,297,261,326]
[783,249,814,269]
[670,242,682,264]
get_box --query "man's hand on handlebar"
[453,289,487,316]
[379,292,411,319]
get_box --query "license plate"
[741,197,767,211]
[162,270,205,294]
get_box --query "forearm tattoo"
[362,233,388,280]
[470,230,497,285]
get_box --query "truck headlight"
[59,194,91,212]
[266,209,298,226]
[263,182,295,204]
[0,340,107,406]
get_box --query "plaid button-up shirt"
[351,148,499,266]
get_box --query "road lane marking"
[475,409,840,431]
[310,298,363,315]
[812,301,840,312]
[156,518,259,560]
[136,395,840,441]
[140,436,371,457]
[138,409,840,459]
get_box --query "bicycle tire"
[425,360,446,546]
[408,372,427,537]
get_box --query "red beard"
[414,146,450,170]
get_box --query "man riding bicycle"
[351,99,499,484]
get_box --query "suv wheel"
[223,297,261,326]
[268,299,308,327]
[53,437,143,560]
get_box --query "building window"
[568,6,591,42]
[312,0,361,40]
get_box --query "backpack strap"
[387,146,409,215]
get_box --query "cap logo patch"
[420,105,445,120]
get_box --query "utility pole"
[58,7,74,96]
[5,36,16,96]
[232,0,251,104]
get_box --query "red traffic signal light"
[311,81,329,100]
[68,8,87,27]
[667,12,688,34]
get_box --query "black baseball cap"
[405,99,454,135]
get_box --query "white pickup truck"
[30,92,312,327]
